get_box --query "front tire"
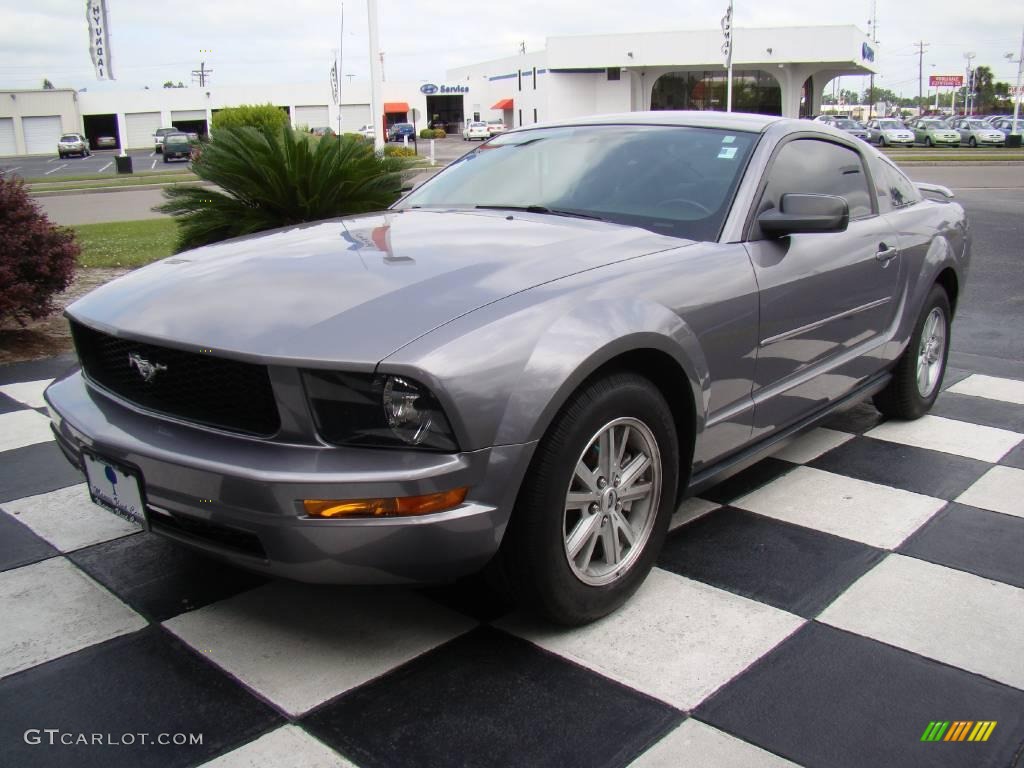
[874,284,951,420]
[499,372,680,625]
[969,136,977,148]
[925,137,932,147]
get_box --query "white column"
[367,0,385,152]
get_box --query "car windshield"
[966,120,989,128]
[398,124,756,241]
[920,120,945,128]
[835,120,859,129]
[487,120,503,125]
[878,120,904,129]
[470,122,487,128]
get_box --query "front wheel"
[925,137,932,147]
[874,284,951,420]
[969,137,977,148]
[499,372,680,625]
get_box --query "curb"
[30,180,212,197]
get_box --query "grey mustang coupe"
[45,112,970,625]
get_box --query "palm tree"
[159,125,410,252]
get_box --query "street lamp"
[1006,26,1024,143]
[963,51,976,116]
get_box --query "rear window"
[60,134,80,141]
[164,134,190,144]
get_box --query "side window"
[879,160,921,209]
[754,138,873,238]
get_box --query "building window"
[650,70,782,116]
[518,70,522,92]
[607,67,621,81]
[518,109,523,127]
[533,108,538,123]
[533,67,537,90]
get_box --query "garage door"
[294,105,330,129]
[125,112,162,149]
[171,110,206,122]
[340,104,372,133]
[23,115,62,155]
[0,118,15,155]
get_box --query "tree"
[42,78,54,90]
[163,81,186,88]
[211,103,290,133]
[158,125,410,251]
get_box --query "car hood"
[67,209,684,367]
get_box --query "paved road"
[36,188,171,226]
[1,149,190,179]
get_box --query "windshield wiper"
[474,204,605,221]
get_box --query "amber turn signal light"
[303,487,468,518]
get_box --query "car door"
[744,136,901,439]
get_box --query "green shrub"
[158,125,410,252]
[419,128,433,139]
[211,104,290,133]
[432,128,447,139]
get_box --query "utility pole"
[367,0,384,151]
[916,41,929,106]
[963,51,976,115]
[519,41,526,55]
[191,61,212,88]
[867,0,878,120]
[1007,26,1023,141]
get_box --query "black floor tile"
[303,626,683,768]
[808,436,989,500]
[0,354,77,385]
[898,502,1024,589]
[696,622,1024,768]
[0,441,83,503]
[997,441,1024,469]
[932,391,1024,432]
[68,531,268,622]
[419,572,517,624]
[0,626,283,768]
[818,401,884,435]
[0,392,26,414]
[700,458,796,505]
[659,507,884,618]
[0,510,59,571]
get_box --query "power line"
[191,61,213,87]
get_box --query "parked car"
[57,133,90,158]
[153,127,179,153]
[161,132,192,162]
[95,135,118,149]
[354,124,376,140]
[866,118,915,147]
[990,117,1020,134]
[45,112,970,625]
[826,118,870,141]
[912,119,961,147]
[387,123,416,142]
[953,118,1006,147]
[486,119,506,136]
[462,121,490,140]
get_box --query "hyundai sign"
[420,83,469,95]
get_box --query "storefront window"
[651,70,781,115]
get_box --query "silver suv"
[57,133,90,158]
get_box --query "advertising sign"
[86,0,114,80]
[929,75,964,87]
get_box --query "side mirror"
[758,193,850,237]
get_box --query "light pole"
[963,51,975,116]
[367,0,384,152]
[1006,26,1024,142]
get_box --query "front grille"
[71,322,280,437]
[150,510,267,558]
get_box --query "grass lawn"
[71,219,178,268]
[21,170,197,184]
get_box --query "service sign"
[929,75,964,87]
[86,0,114,80]
[420,83,469,95]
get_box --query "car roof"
[506,110,785,135]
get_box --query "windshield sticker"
[722,135,736,144]
[717,147,738,159]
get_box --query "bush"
[432,128,447,139]
[158,125,411,251]
[0,174,78,326]
[384,145,416,157]
[211,104,290,133]
[419,128,433,139]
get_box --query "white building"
[0,25,876,156]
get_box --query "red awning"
[383,102,409,113]
[491,98,514,110]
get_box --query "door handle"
[875,244,898,264]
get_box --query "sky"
[1,1,1021,99]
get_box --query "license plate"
[82,452,146,526]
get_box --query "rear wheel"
[499,372,680,625]
[874,284,951,420]
[969,136,977,148]
[925,137,932,147]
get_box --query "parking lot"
[0,169,1021,768]
[0,149,191,179]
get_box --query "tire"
[925,137,932,147]
[163,156,169,163]
[881,136,889,147]
[498,372,680,625]
[969,137,977,148]
[874,284,952,420]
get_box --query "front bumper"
[45,370,536,585]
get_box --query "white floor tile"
[771,428,855,465]
[733,466,944,549]
[498,568,804,711]
[948,374,1024,406]
[956,466,1024,519]
[670,497,720,531]
[630,719,803,768]
[818,554,1024,690]
[164,581,476,716]
[0,557,146,679]
[200,726,354,768]
[2,484,139,552]
[0,409,54,451]
[0,379,53,410]
[865,415,1022,463]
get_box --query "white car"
[865,119,915,147]
[486,120,506,136]
[462,121,490,141]
[354,125,375,139]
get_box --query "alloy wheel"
[916,307,947,398]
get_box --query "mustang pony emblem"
[128,352,167,383]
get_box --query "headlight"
[302,370,459,451]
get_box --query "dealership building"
[0,25,876,156]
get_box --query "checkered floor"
[1,356,1022,768]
